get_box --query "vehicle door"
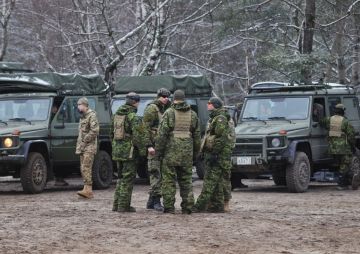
[342,96,360,138]
[310,97,329,161]
[50,96,96,163]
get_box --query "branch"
[163,51,248,80]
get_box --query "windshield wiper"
[0,120,7,125]
[8,118,32,125]
[242,117,267,124]
[268,116,292,123]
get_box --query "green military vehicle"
[232,82,360,192]
[0,72,113,193]
[111,75,212,178]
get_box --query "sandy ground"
[1,176,360,254]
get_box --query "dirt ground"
[1,176,360,254]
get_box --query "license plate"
[237,157,252,165]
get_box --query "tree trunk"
[301,0,315,84]
[352,10,360,86]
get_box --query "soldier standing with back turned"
[321,103,360,190]
[155,90,201,214]
[75,97,99,199]
[112,92,145,212]
[143,88,171,212]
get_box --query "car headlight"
[271,138,281,147]
[3,137,13,148]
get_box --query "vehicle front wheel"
[20,152,48,194]
[92,151,113,189]
[272,170,287,186]
[350,155,360,177]
[286,151,311,193]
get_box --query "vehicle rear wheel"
[272,170,287,186]
[286,151,311,193]
[350,155,360,177]
[20,152,47,194]
[92,151,113,189]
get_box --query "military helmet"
[125,92,140,105]
[208,97,223,109]
[173,90,185,101]
[157,88,171,98]
[335,103,346,110]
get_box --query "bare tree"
[0,0,15,61]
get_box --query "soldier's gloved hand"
[209,153,218,164]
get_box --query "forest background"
[1,0,360,103]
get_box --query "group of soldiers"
[72,92,360,214]
[74,89,235,214]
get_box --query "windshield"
[242,97,310,121]
[0,98,51,121]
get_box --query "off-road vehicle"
[0,72,113,193]
[232,82,360,192]
[111,75,212,178]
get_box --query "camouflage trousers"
[194,157,224,212]
[147,154,162,198]
[113,159,137,211]
[162,162,194,213]
[333,154,352,174]
[223,165,232,202]
[80,152,95,185]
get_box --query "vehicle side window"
[312,97,325,122]
[57,97,96,123]
[328,97,341,116]
[343,97,360,121]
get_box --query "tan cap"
[77,97,89,106]
[335,103,345,110]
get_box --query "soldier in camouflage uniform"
[143,88,171,212]
[112,92,145,212]
[193,97,235,213]
[75,97,99,199]
[155,90,201,214]
[321,103,360,190]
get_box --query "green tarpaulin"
[0,72,108,95]
[114,75,212,96]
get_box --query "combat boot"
[146,195,154,209]
[153,196,164,212]
[352,173,360,190]
[336,175,348,191]
[118,206,136,213]
[77,185,94,198]
[224,201,231,212]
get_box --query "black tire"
[92,151,113,189]
[195,158,206,179]
[350,156,360,177]
[286,151,311,193]
[272,170,287,186]
[137,157,148,178]
[20,152,47,194]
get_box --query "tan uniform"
[76,109,99,185]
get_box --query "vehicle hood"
[0,122,48,135]
[235,121,309,136]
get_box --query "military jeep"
[0,72,113,193]
[232,82,360,192]
[111,75,212,178]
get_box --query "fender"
[16,140,50,163]
[282,140,309,164]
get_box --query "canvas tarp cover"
[0,72,107,95]
[114,75,212,96]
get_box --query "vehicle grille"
[233,138,263,156]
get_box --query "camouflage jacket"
[202,108,234,158]
[155,101,201,166]
[321,115,355,155]
[75,109,99,154]
[143,99,171,147]
[111,104,145,161]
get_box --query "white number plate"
[237,157,252,165]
